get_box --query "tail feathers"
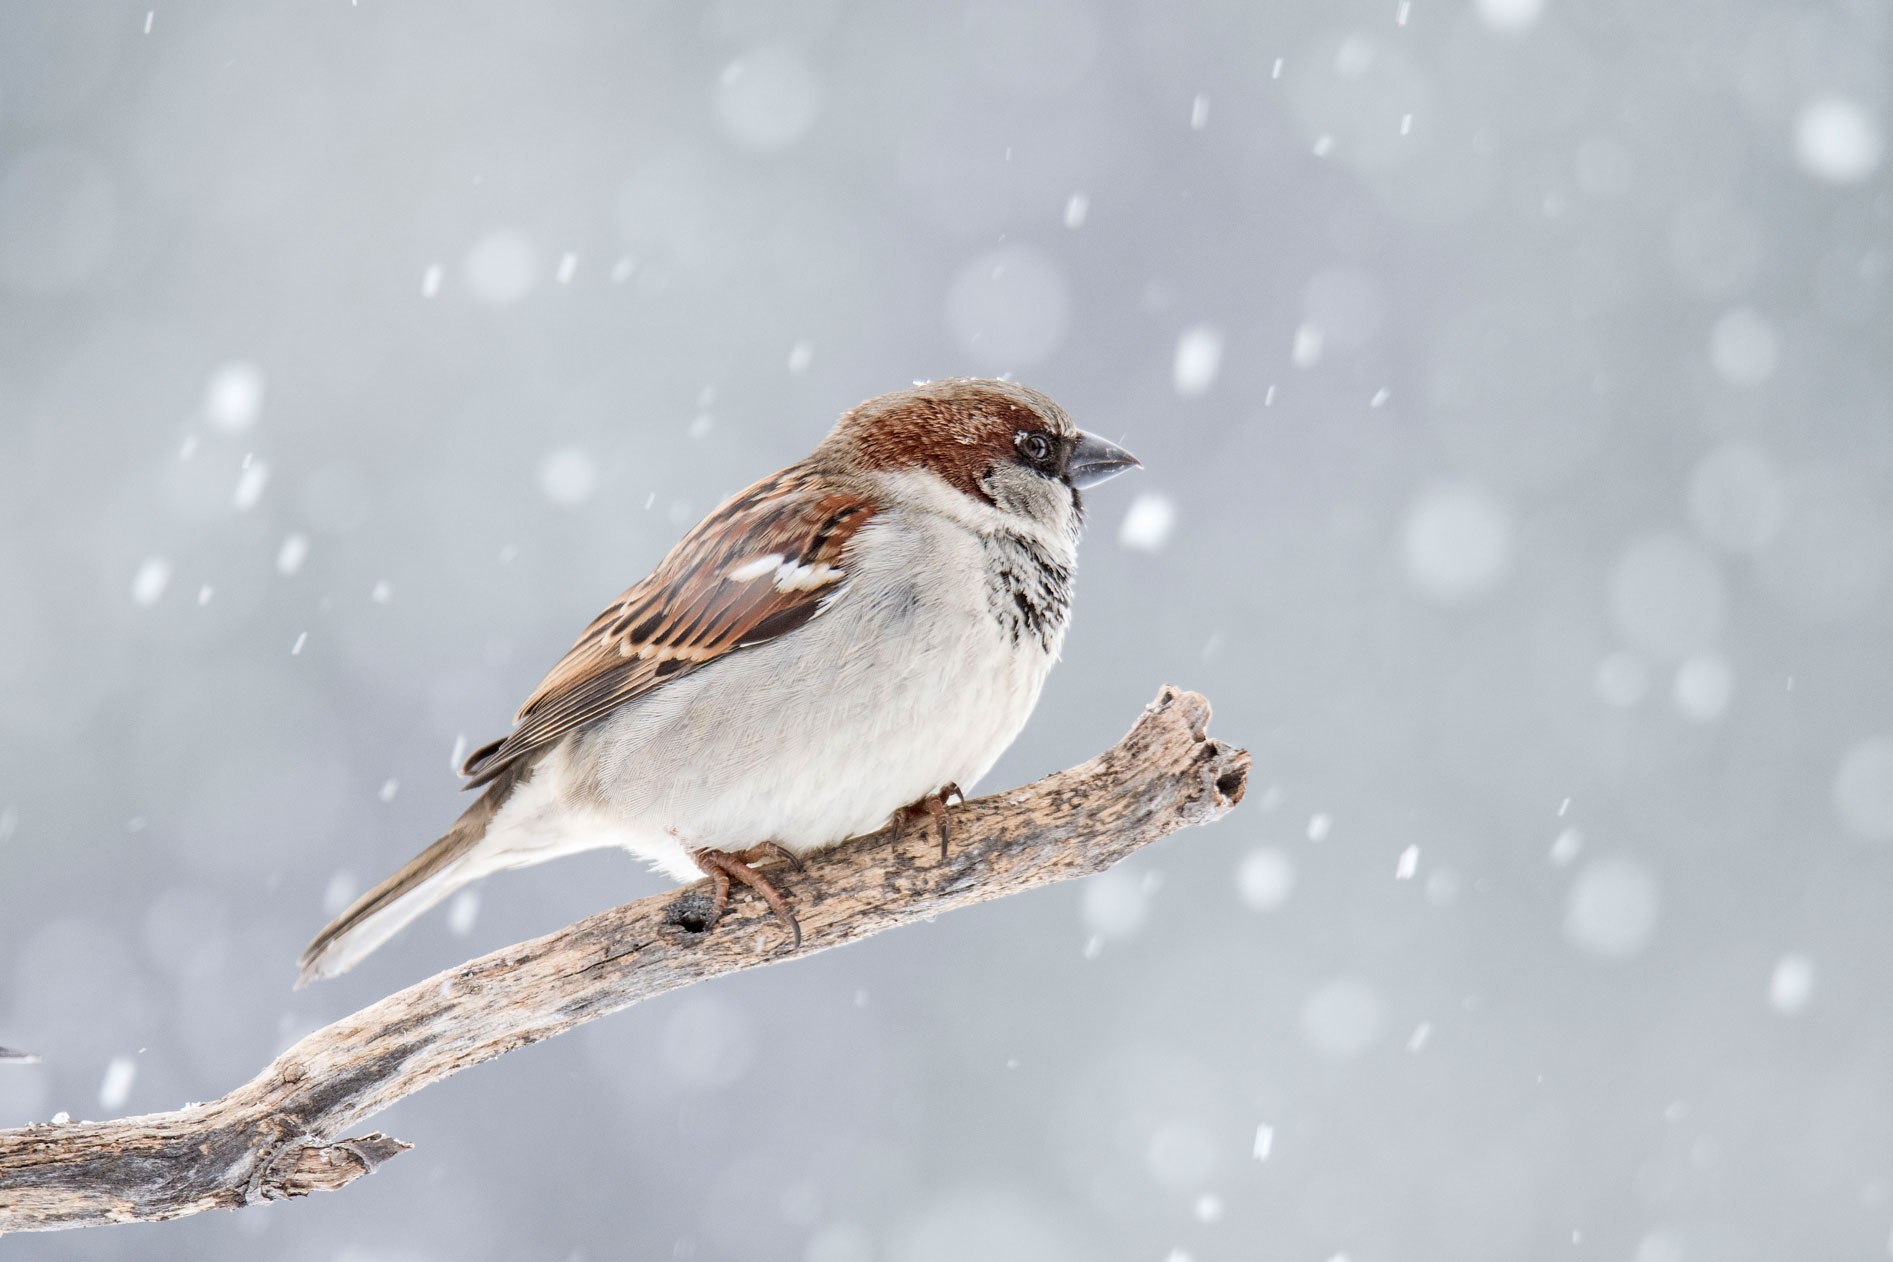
[295,835,474,987]
[296,764,523,987]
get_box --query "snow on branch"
[0,687,1247,1235]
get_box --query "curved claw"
[743,840,806,873]
[922,783,962,858]
[691,845,803,949]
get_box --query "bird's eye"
[1016,431,1054,466]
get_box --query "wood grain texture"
[0,687,1247,1235]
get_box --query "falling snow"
[539,446,599,506]
[1118,493,1177,552]
[97,1056,137,1111]
[1291,322,1324,368]
[1549,828,1584,866]
[1402,481,1513,603]
[1476,0,1545,33]
[130,558,171,605]
[4,6,1887,1257]
[464,230,539,305]
[1236,847,1296,911]
[203,362,265,433]
[447,889,482,936]
[322,871,356,916]
[276,533,310,576]
[1171,324,1224,397]
[1081,866,1151,938]
[1672,653,1733,722]
[1793,97,1883,185]
[1768,954,1815,1015]
[1565,857,1661,960]
[231,458,269,511]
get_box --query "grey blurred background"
[1,1,1890,1259]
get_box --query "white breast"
[549,485,1073,880]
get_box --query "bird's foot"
[896,783,964,858]
[689,842,804,948]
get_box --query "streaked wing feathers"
[461,467,874,786]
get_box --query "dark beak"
[1066,431,1141,489]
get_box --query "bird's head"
[820,377,1140,540]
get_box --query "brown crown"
[817,378,1074,501]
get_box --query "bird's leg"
[896,783,964,858]
[691,843,804,948]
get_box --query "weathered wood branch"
[0,687,1247,1235]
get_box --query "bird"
[296,378,1139,986]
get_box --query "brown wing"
[461,465,875,786]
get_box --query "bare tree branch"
[0,687,1247,1235]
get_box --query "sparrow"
[297,378,1139,985]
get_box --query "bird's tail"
[295,763,524,988]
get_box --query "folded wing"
[461,467,875,786]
